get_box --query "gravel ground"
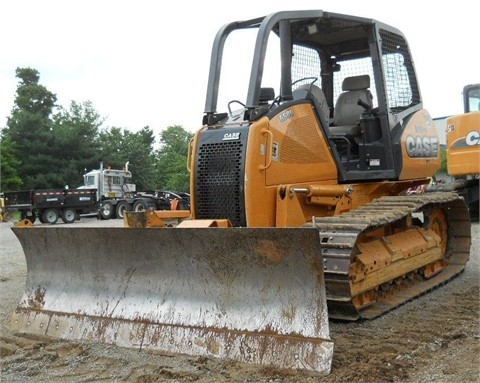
[0,216,479,382]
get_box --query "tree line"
[0,67,193,193]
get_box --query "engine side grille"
[194,127,248,227]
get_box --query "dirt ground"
[0,217,479,383]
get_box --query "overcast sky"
[1,1,477,138]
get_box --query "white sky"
[0,0,477,138]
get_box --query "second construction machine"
[430,83,480,220]
[10,10,471,375]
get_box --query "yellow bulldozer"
[429,83,479,220]
[10,10,471,375]
[0,196,10,222]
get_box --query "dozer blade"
[10,227,333,374]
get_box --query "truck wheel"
[99,201,115,220]
[116,201,131,219]
[133,199,148,212]
[21,211,37,224]
[42,209,59,224]
[61,208,77,224]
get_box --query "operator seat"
[331,75,373,136]
[295,83,330,124]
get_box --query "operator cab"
[203,10,425,182]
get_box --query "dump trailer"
[429,83,479,220]
[10,10,472,375]
[4,188,98,224]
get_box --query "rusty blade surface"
[10,227,333,374]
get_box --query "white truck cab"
[79,162,136,201]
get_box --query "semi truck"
[4,163,174,224]
[79,162,171,219]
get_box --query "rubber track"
[312,192,471,321]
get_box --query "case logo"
[451,130,480,149]
[466,130,480,146]
[406,136,438,158]
[223,132,241,141]
[279,109,293,122]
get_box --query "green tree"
[0,134,23,190]
[123,127,157,190]
[3,67,58,189]
[440,147,447,173]
[52,101,103,187]
[155,125,193,192]
[97,126,157,190]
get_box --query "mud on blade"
[10,227,333,374]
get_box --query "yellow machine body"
[10,11,472,376]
